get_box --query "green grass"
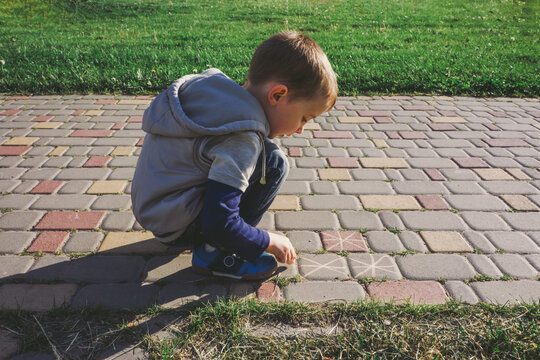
[0,0,538,96]
[2,298,538,359]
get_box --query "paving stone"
[392,181,449,195]
[48,145,68,156]
[26,231,69,253]
[359,158,408,168]
[86,180,127,194]
[90,195,131,210]
[0,194,37,210]
[479,180,538,195]
[0,180,20,193]
[399,211,467,231]
[483,138,529,147]
[286,168,317,181]
[29,180,64,194]
[297,254,350,280]
[57,180,92,194]
[338,116,374,123]
[500,213,540,231]
[365,231,405,252]
[101,211,136,231]
[472,168,514,181]
[20,168,60,180]
[396,254,476,280]
[420,231,473,252]
[366,280,448,305]
[0,145,30,156]
[72,283,159,309]
[62,231,104,253]
[300,195,360,210]
[423,168,446,181]
[35,211,105,230]
[0,211,43,230]
[326,157,360,168]
[317,168,351,180]
[470,280,540,304]
[0,232,36,253]
[485,231,539,254]
[0,284,78,311]
[452,157,489,168]
[0,329,20,359]
[288,231,323,252]
[83,156,110,167]
[415,195,450,210]
[313,130,353,139]
[338,211,384,230]
[465,254,503,278]
[525,254,540,271]
[64,255,145,283]
[440,169,480,181]
[107,167,135,180]
[505,168,531,181]
[269,195,300,210]
[295,157,327,168]
[30,194,97,210]
[56,168,111,180]
[3,137,39,146]
[489,254,538,278]
[349,169,386,180]
[359,195,420,210]
[276,181,309,195]
[444,281,479,304]
[460,211,510,231]
[444,195,509,211]
[337,181,393,195]
[320,230,368,252]
[24,254,71,281]
[348,253,402,280]
[0,255,34,280]
[309,181,338,195]
[284,281,365,303]
[444,181,487,194]
[275,211,339,230]
[143,254,204,283]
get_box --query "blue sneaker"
[192,244,278,280]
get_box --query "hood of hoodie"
[142,68,270,138]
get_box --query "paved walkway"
[0,94,539,311]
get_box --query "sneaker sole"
[192,264,277,280]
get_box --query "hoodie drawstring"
[259,136,266,185]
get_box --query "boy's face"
[266,91,329,139]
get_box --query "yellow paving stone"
[500,195,538,211]
[372,139,387,148]
[87,180,127,194]
[32,122,63,129]
[434,96,454,101]
[48,146,68,157]
[359,195,421,210]
[317,168,351,181]
[85,109,104,116]
[472,168,514,181]
[117,99,151,105]
[144,254,194,283]
[429,116,466,123]
[111,146,136,156]
[505,168,531,180]
[269,195,300,210]
[98,231,167,254]
[359,158,409,168]
[304,122,321,130]
[4,137,39,146]
[420,231,473,253]
[338,116,375,123]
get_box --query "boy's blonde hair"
[246,31,338,111]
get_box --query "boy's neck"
[243,82,270,116]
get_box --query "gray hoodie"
[131,69,270,235]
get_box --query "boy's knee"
[265,142,289,182]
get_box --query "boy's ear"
[268,84,288,105]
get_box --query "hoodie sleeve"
[204,131,262,192]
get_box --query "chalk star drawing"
[321,231,367,252]
[348,254,401,279]
[299,256,348,278]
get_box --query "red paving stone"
[128,116,143,123]
[70,130,113,138]
[95,99,117,105]
[32,115,54,122]
[27,231,69,253]
[424,169,445,181]
[35,211,105,230]
[385,131,400,139]
[327,157,360,168]
[366,280,448,305]
[483,138,529,147]
[288,147,302,157]
[72,110,86,116]
[30,180,64,194]
[83,156,111,167]
[374,116,392,123]
[0,145,30,156]
[416,195,450,210]
[256,282,281,302]
[0,109,22,116]
[429,123,456,131]
[112,122,126,130]
[320,231,368,252]
[334,105,346,110]
[399,131,428,140]
[135,95,154,100]
[313,131,353,139]
[452,157,489,168]
[357,110,392,117]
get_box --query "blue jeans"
[177,138,288,247]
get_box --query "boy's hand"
[266,232,297,264]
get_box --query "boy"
[132,31,338,280]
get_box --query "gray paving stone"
[42,156,72,168]
[470,280,540,304]
[62,231,104,253]
[310,181,338,195]
[485,231,539,254]
[478,181,538,195]
[392,181,449,195]
[347,253,402,280]
[444,182,487,194]
[0,168,26,180]
[525,254,540,271]
[339,211,384,230]
[107,168,135,180]
[20,168,60,180]
[378,211,406,231]
[399,169,429,180]
[465,254,503,278]
[89,146,114,155]
[12,180,39,194]
[55,168,111,180]
[101,212,135,231]
[275,211,338,231]
[65,146,91,156]
[444,281,479,304]
[284,281,365,303]
[286,168,317,181]
[440,169,480,181]
[445,195,509,211]
[0,157,23,167]
[109,156,138,167]
[489,254,538,279]
[500,213,540,231]
[396,254,477,280]
[349,169,386,180]
[297,253,350,280]
[398,231,429,253]
[337,181,393,195]
[90,195,131,210]
[24,255,71,281]
[258,212,274,230]
[64,255,145,283]
[459,212,510,231]
[30,195,97,210]
[71,283,159,309]
[0,180,20,193]
[67,157,87,167]
[0,211,43,230]
[57,180,92,194]
[19,156,47,168]
[0,283,78,311]
[366,231,406,253]
[483,157,523,168]
[93,138,138,146]
[300,195,360,210]
[143,254,204,284]
[399,211,467,231]
[0,194,37,210]
[0,255,34,279]
[462,231,497,253]
[288,231,323,253]
[0,232,36,254]
[383,169,404,181]
[406,158,458,169]
[49,137,95,146]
